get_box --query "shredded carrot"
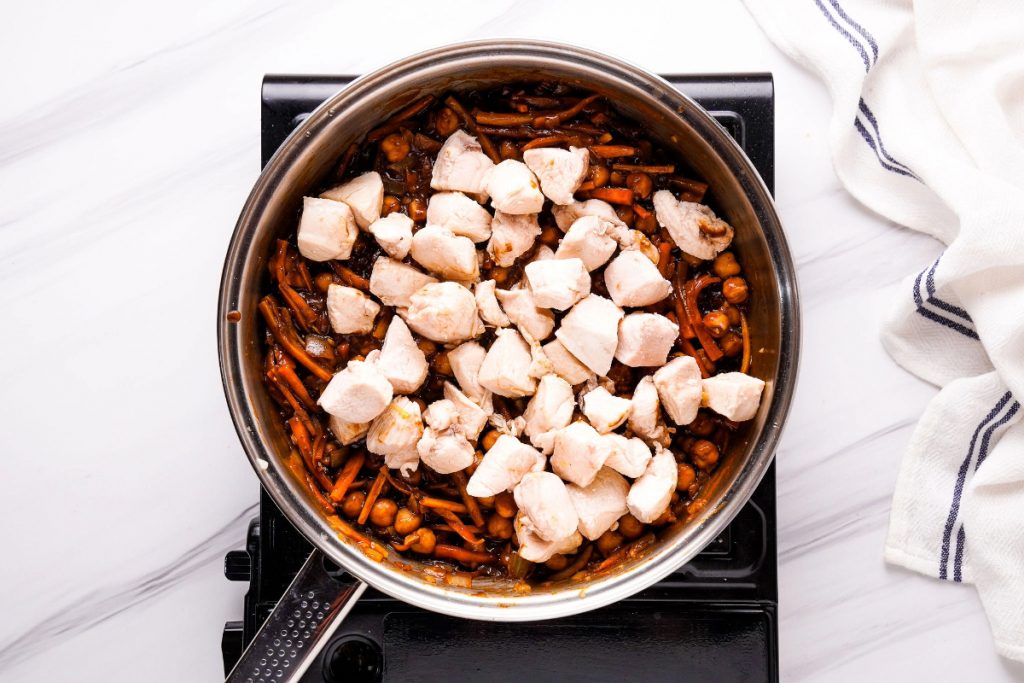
[532,93,599,129]
[668,176,709,201]
[273,363,316,409]
[434,509,482,545]
[672,270,695,339]
[304,472,336,514]
[380,468,414,496]
[584,187,634,205]
[680,336,711,378]
[258,296,332,381]
[420,497,469,513]
[740,311,752,374]
[474,111,533,126]
[367,95,436,141]
[271,240,290,285]
[657,241,673,278]
[589,145,638,158]
[433,544,497,565]
[452,471,485,527]
[329,451,366,502]
[329,263,370,291]
[612,163,675,174]
[357,467,388,525]
[521,135,567,151]
[684,276,724,361]
[445,96,501,164]
[632,203,652,220]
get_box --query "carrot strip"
[445,96,501,164]
[680,336,711,379]
[367,95,436,141]
[532,93,599,129]
[672,270,695,339]
[668,176,709,201]
[685,276,724,361]
[584,187,634,205]
[452,471,485,527]
[521,135,567,151]
[333,143,360,181]
[273,364,316,408]
[357,467,388,525]
[433,544,497,565]
[258,296,332,382]
[289,417,333,491]
[328,263,370,291]
[434,509,482,544]
[278,283,317,331]
[304,472,336,515]
[381,468,414,496]
[657,241,673,278]
[740,312,752,374]
[270,240,290,285]
[632,203,652,220]
[589,145,638,158]
[545,545,594,582]
[612,163,675,174]
[474,111,534,126]
[329,451,366,502]
[420,497,469,513]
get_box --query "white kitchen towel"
[743,0,1024,661]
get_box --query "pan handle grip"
[226,549,367,683]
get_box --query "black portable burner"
[222,73,778,683]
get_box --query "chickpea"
[481,430,500,452]
[435,107,459,137]
[499,140,519,160]
[722,276,749,304]
[614,205,635,227]
[494,491,517,518]
[609,170,625,185]
[588,163,610,188]
[545,554,569,571]
[719,332,743,357]
[491,267,510,285]
[382,194,401,216]
[652,508,675,526]
[626,172,653,199]
[712,251,741,278]
[434,351,452,375]
[407,198,427,223]
[487,513,514,540]
[341,491,365,519]
[677,463,697,491]
[720,302,742,326]
[369,498,398,527]
[596,530,624,556]
[416,339,437,356]
[409,528,436,554]
[617,514,645,540]
[636,212,658,235]
[691,440,720,471]
[394,508,423,535]
[314,272,335,293]
[380,133,410,163]
[688,412,715,437]
[540,225,561,248]
[702,311,730,339]
[476,495,496,509]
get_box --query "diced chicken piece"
[566,468,630,541]
[702,372,766,422]
[318,358,393,423]
[495,287,555,341]
[617,228,660,264]
[320,171,383,230]
[555,294,624,376]
[653,190,734,260]
[552,198,625,232]
[431,130,495,197]
[466,434,545,497]
[604,434,653,479]
[425,191,492,242]
[524,257,591,310]
[418,399,475,474]
[487,211,541,267]
[520,328,554,379]
[474,279,510,328]
[581,386,632,434]
[515,514,583,563]
[296,197,359,262]
[423,399,459,432]
[615,313,678,367]
[514,471,579,541]
[325,284,380,335]
[487,160,545,214]
[369,257,437,308]
[550,421,614,487]
[487,413,527,439]
[447,341,488,403]
[534,244,556,260]
[523,374,575,454]
[368,213,413,259]
[376,316,428,394]
[403,282,484,343]
[555,215,619,271]
[626,445,678,523]
[366,397,424,475]
[478,328,536,398]
[604,250,672,307]
[542,339,595,386]
[627,376,671,446]
[653,356,702,425]
[409,224,479,281]
[522,146,589,205]
[443,382,490,441]
[328,415,370,446]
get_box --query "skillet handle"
[226,549,367,683]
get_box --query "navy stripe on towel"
[826,0,879,63]
[857,100,919,179]
[813,0,871,71]
[913,264,979,339]
[924,258,973,324]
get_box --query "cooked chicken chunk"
[519,328,555,379]
[652,190,734,260]
[515,514,583,563]
[555,294,624,376]
[702,372,766,422]
[566,467,630,541]
[555,215,619,271]
[474,279,510,328]
[318,357,393,423]
[523,374,575,454]
[325,284,380,335]
[418,401,475,474]
[487,211,541,267]
[328,415,370,446]
[366,396,424,475]
[626,445,678,523]
[603,434,653,479]
[409,224,480,281]
[320,171,383,230]
[524,257,591,310]
[652,355,702,425]
[369,257,437,308]
[425,191,492,242]
[466,434,545,498]
[443,381,490,441]
[487,159,545,214]
[550,421,614,487]
[403,282,484,343]
[542,339,595,386]
[495,287,555,341]
[376,316,428,394]
[296,197,359,262]
[514,471,579,541]
[431,130,495,197]
[478,328,536,398]
[551,198,625,232]
[368,212,413,259]
[447,341,488,403]
[522,146,589,205]
[581,386,632,434]
[603,250,672,307]
[627,376,671,446]
[617,228,660,264]
[615,312,678,367]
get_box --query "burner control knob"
[223,550,251,581]
[323,635,383,683]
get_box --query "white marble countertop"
[2,1,1021,681]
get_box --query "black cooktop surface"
[223,73,778,683]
